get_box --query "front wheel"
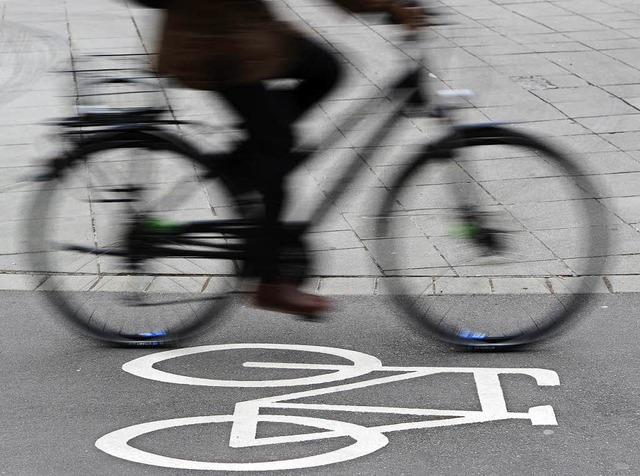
[376,125,609,348]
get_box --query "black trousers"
[218,37,342,282]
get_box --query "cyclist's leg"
[271,36,343,127]
[221,36,342,178]
[218,35,342,184]
[215,37,341,314]
[219,85,329,314]
[219,82,290,284]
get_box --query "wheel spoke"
[377,126,608,348]
[27,133,242,345]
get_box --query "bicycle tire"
[376,125,609,348]
[27,130,242,346]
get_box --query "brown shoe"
[253,281,331,317]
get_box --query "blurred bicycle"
[26,22,608,348]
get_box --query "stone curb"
[3,273,638,295]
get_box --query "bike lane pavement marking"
[97,343,560,472]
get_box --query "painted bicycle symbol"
[96,343,559,472]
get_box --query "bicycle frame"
[301,68,428,227]
[59,59,432,262]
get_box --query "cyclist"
[156,0,428,316]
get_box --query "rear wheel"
[27,131,242,345]
[376,126,609,348]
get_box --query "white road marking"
[99,343,560,471]
[122,342,382,387]
[95,414,388,472]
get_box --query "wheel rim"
[375,130,608,347]
[27,137,241,344]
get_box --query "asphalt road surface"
[2,291,639,475]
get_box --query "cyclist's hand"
[388,0,430,30]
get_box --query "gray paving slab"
[1,0,640,294]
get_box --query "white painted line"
[98,343,560,471]
[122,343,382,387]
[96,415,388,472]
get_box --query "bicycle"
[26,33,609,349]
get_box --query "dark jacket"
[156,0,394,90]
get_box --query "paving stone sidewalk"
[1,0,640,295]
